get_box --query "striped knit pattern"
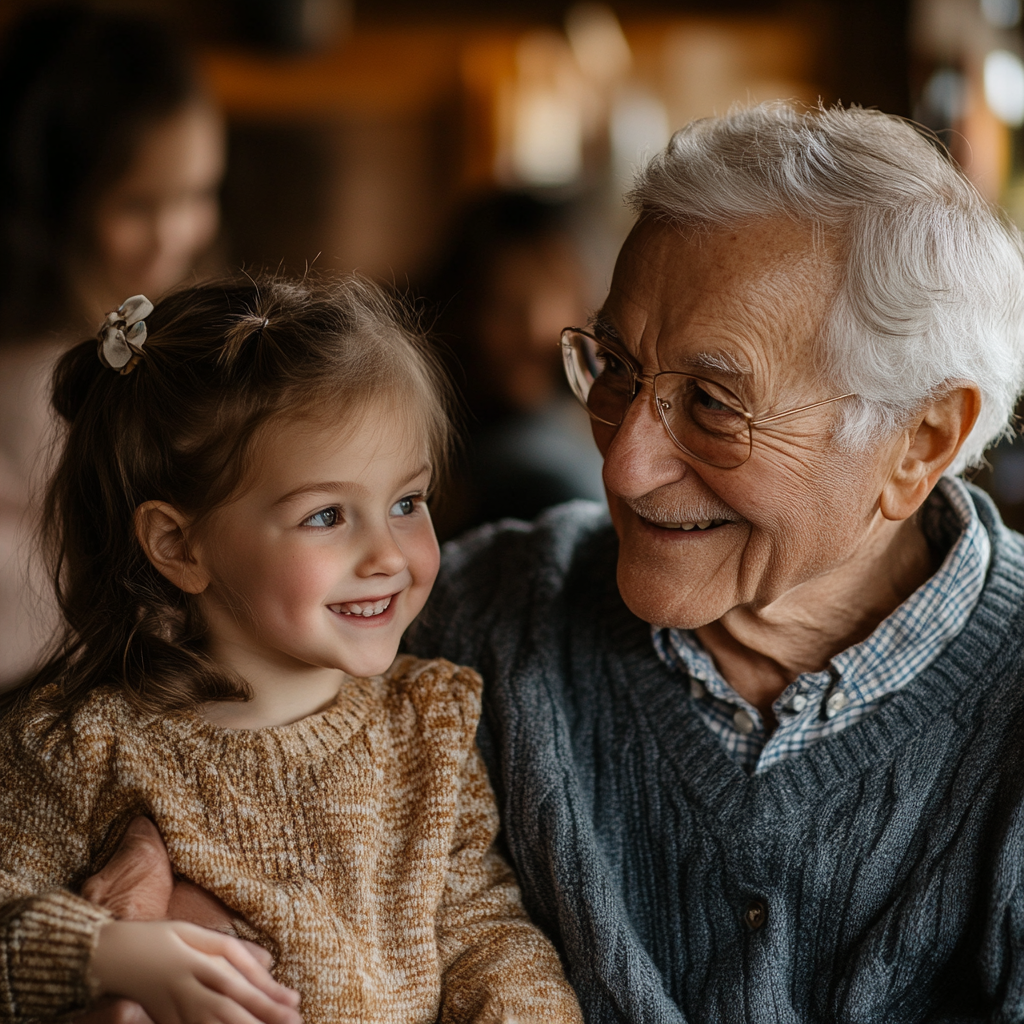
[0,892,108,1019]
[408,490,1024,1023]
[0,656,582,1024]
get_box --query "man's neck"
[694,513,937,727]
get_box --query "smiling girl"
[0,275,582,1024]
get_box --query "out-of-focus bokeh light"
[981,0,1022,29]
[984,49,1024,125]
[565,3,632,87]
[500,31,587,187]
[610,86,670,186]
[921,66,967,123]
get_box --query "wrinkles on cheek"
[742,446,876,597]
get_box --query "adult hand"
[89,919,301,1024]
[75,817,284,1023]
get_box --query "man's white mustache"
[624,493,740,525]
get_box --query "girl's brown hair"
[12,273,451,717]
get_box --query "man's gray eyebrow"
[588,311,622,340]
[676,350,753,377]
[585,316,752,377]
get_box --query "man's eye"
[390,496,417,517]
[596,348,631,379]
[694,386,730,412]
[303,507,339,528]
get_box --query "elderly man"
[407,104,1024,1022]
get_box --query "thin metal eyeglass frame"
[560,327,858,469]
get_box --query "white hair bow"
[97,294,154,374]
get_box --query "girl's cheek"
[409,527,441,588]
[277,553,337,596]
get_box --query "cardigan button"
[744,899,767,930]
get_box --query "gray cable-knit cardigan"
[406,489,1024,1023]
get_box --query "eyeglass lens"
[562,330,753,469]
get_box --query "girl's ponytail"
[50,338,108,425]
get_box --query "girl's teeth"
[332,596,392,617]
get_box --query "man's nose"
[601,383,689,499]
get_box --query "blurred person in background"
[0,4,226,688]
[425,191,604,539]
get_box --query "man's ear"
[133,501,209,595]
[879,384,981,522]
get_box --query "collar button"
[733,709,755,734]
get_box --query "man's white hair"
[627,102,1024,473]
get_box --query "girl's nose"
[354,525,409,579]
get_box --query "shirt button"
[733,709,755,734]
[744,899,767,930]
[790,693,808,712]
[690,678,706,700]
[825,691,848,718]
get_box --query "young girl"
[0,275,582,1024]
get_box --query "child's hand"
[90,920,302,1024]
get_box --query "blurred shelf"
[203,27,468,118]
[203,14,820,121]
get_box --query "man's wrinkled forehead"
[596,216,840,372]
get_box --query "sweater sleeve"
[435,739,583,1024]
[0,891,111,1021]
[0,702,117,1022]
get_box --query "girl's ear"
[134,501,210,595]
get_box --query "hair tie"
[97,294,154,374]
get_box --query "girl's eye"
[390,496,418,517]
[303,507,339,528]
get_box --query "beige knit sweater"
[0,656,583,1023]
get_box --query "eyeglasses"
[561,328,857,470]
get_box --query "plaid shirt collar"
[652,477,992,774]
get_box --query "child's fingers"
[71,997,154,1024]
[180,984,290,1024]
[237,939,273,971]
[172,923,300,1008]
[189,970,302,1024]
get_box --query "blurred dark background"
[3,0,1024,537]
[0,0,919,292]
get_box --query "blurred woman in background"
[426,191,604,539]
[0,4,226,687]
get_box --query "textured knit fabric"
[406,488,1024,1024]
[0,656,582,1024]
[653,476,991,772]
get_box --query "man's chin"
[615,564,729,632]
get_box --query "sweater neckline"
[154,671,387,760]
[603,488,1024,825]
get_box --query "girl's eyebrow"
[274,481,355,506]
[273,465,432,507]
